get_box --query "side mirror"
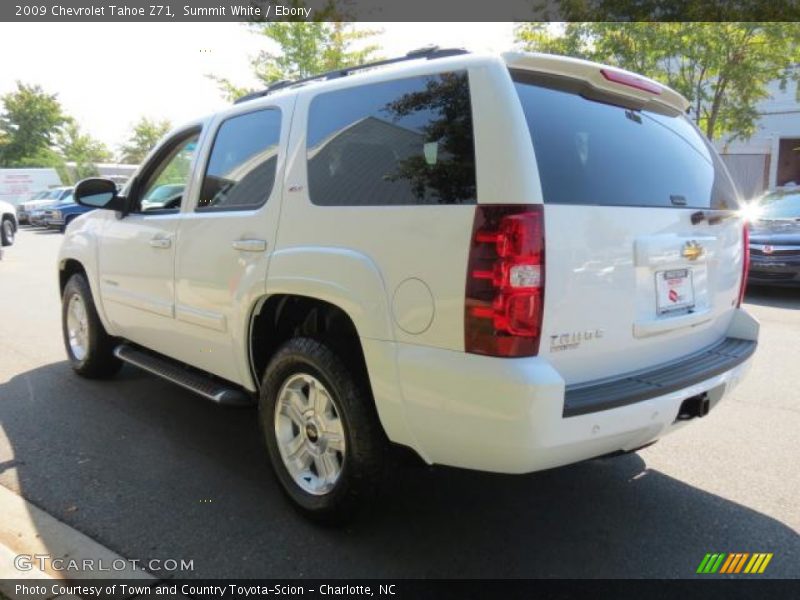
[74,178,126,211]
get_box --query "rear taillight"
[737,222,750,307]
[465,205,544,357]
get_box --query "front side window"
[306,71,477,206]
[139,132,200,212]
[196,109,281,211]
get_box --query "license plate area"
[655,268,695,315]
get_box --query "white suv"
[58,48,758,521]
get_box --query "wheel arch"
[58,255,114,335]
[247,291,418,458]
[59,258,88,295]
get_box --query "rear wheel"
[61,273,122,378]
[259,337,388,523]
[1,218,14,246]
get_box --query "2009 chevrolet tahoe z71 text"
[58,48,758,521]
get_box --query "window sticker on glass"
[423,142,438,166]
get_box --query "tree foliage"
[536,0,800,22]
[118,117,172,164]
[210,20,382,102]
[56,120,112,182]
[514,22,800,141]
[0,82,67,166]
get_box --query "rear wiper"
[690,209,738,225]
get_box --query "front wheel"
[1,218,15,246]
[62,274,122,378]
[259,337,388,523]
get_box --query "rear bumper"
[381,309,758,474]
[563,337,756,417]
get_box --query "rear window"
[511,70,738,209]
[306,71,476,206]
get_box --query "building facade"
[716,67,800,199]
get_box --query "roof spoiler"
[502,51,690,114]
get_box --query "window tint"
[139,133,199,212]
[197,109,281,211]
[512,70,738,209]
[307,71,476,206]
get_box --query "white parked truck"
[58,48,758,522]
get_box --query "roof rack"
[234,45,469,104]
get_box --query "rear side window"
[197,109,281,211]
[511,70,738,209]
[307,71,476,206]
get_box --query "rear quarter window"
[511,69,738,209]
[306,71,477,206]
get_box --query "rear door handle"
[232,239,267,252]
[149,236,172,249]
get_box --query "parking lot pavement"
[0,228,798,579]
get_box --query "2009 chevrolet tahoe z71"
[58,48,758,521]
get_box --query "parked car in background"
[16,189,50,224]
[1,199,18,246]
[140,183,185,211]
[18,187,73,225]
[45,193,97,232]
[748,190,800,287]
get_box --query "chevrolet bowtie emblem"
[682,240,704,261]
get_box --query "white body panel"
[58,50,758,474]
[539,206,744,385]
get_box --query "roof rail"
[233,45,469,104]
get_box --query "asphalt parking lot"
[0,228,798,579]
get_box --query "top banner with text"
[3,0,800,22]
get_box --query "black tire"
[61,273,123,378]
[259,337,388,523]
[1,217,14,246]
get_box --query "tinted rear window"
[307,71,476,206]
[512,70,737,209]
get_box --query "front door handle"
[149,236,172,249]
[232,239,267,252]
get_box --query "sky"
[0,22,515,157]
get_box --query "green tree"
[514,22,800,141]
[118,117,171,164]
[0,82,67,166]
[210,21,382,101]
[56,120,112,182]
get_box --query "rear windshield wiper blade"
[690,209,738,225]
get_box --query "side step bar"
[114,344,254,407]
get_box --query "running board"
[113,344,254,407]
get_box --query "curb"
[0,484,155,599]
